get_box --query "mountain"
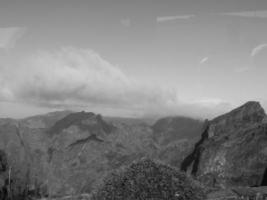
[152,116,203,168]
[181,101,267,188]
[152,116,203,145]
[0,111,203,198]
[45,112,155,196]
[21,110,73,129]
[2,101,267,199]
[0,111,71,199]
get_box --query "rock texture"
[182,101,267,188]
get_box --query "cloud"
[120,18,131,27]
[234,66,251,73]
[0,27,26,49]
[0,47,232,118]
[251,43,267,57]
[199,57,209,65]
[220,10,267,19]
[0,47,179,116]
[156,10,267,24]
[157,15,195,23]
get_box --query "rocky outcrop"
[181,101,267,188]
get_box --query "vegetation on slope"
[92,158,206,200]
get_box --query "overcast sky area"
[0,0,267,119]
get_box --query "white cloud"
[0,47,179,116]
[0,27,26,49]
[0,47,232,118]
[251,43,267,57]
[157,15,195,23]
[220,10,267,18]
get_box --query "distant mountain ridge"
[152,116,203,145]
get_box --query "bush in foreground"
[92,158,206,200]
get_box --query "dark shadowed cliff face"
[152,116,203,145]
[181,101,267,188]
[152,117,204,169]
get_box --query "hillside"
[0,111,203,198]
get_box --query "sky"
[0,0,267,119]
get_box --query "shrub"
[92,158,206,200]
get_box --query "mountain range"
[0,101,266,199]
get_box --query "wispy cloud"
[157,10,267,24]
[157,15,195,23]
[0,27,26,49]
[199,57,209,65]
[220,10,267,19]
[251,43,267,57]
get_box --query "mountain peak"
[209,101,266,137]
[47,111,113,136]
[213,101,265,122]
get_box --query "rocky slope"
[0,111,71,199]
[0,111,203,198]
[181,101,267,188]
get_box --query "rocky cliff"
[0,111,71,199]
[181,101,267,188]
